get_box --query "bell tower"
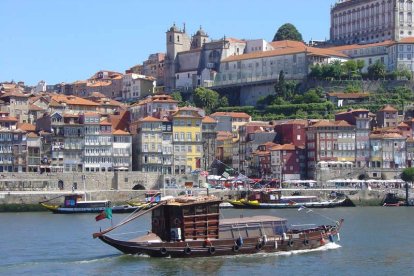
[165,23,191,92]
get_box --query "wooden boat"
[93,195,344,258]
[228,189,353,209]
[40,194,140,214]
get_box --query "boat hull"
[98,230,340,258]
[229,198,354,209]
[40,203,140,214]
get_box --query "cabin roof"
[220,215,286,225]
[165,196,221,206]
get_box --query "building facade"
[330,0,414,45]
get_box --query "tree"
[273,23,303,42]
[367,60,386,80]
[356,60,365,73]
[171,91,183,102]
[401,168,414,183]
[192,87,220,114]
[274,70,287,99]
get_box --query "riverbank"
[0,188,395,212]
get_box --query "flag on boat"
[95,207,112,221]
[298,205,306,212]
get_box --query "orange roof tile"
[202,116,217,123]
[222,44,347,62]
[326,40,393,51]
[0,116,18,122]
[112,129,130,135]
[270,143,296,151]
[100,119,112,126]
[379,104,398,112]
[139,116,163,122]
[29,104,44,111]
[310,120,352,128]
[26,132,39,138]
[51,95,100,106]
[17,123,36,132]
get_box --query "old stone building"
[330,0,414,45]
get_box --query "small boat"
[126,191,174,207]
[228,189,353,209]
[40,194,140,214]
[93,195,343,258]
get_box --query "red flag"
[95,211,106,221]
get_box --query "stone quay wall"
[0,172,204,192]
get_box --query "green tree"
[273,23,303,42]
[274,70,287,99]
[356,60,365,73]
[367,60,386,80]
[309,64,323,80]
[171,91,183,102]
[401,167,414,184]
[302,89,323,103]
[330,60,344,80]
[192,87,220,114]
[218,96,229,108]
[343,60,358,79]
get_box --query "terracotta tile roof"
[100,119,112,126]
[310,120,352,128]
[379,104,398,112]
[26,132,39,138]
[398,122,410,128]
[222,44,347,62]
[139,116,163,122]
[210,112,251,119]
[51,95,100,106]
[87,81,112,87]
[270,143,296,151]
[108,111,130,131]
[0,90,29,98]
[112,129,130,135]
[29,104,45,111]
[202,116,217,123]
[326,40,393,51]
[17,123,36,132]
[327,92,370,99]
[0,116,18,122]
[130,94,178,107]
[397,37,414,44]
[89,92,107,98]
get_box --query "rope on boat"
[93,201,166,238]
[39,194,66,203]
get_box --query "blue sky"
[1,0,334,86]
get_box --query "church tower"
[191,26,210,49]
[165,23,191,92]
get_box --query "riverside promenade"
[0,172,409,210]
[0,186,403,211]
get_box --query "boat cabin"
[248,190,317,203]
[151,196,289,242]
[151,197,221,242]
[219,216,288,239]
[62,194,110,208]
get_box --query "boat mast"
[82,174,87,201]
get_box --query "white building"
[121,73,155,102]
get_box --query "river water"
[1,207,414,276]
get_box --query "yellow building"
[172,107,203,174]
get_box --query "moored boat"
[228,189,353,209]
[40,194,140,214]
[93,195,343,258]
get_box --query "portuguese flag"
[95,208,113,221]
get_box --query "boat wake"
[221,242,342,259]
